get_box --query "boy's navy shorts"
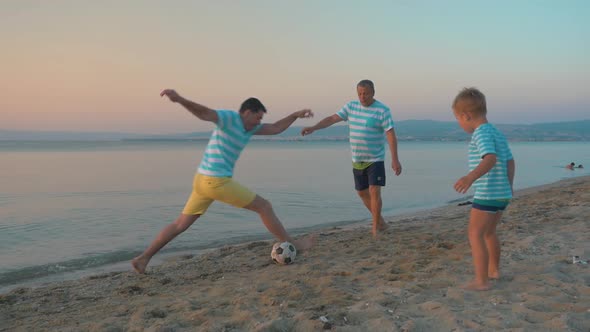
[472,199,510,214]
[353,161,385,191]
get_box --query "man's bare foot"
[370,218,389,230]
[461,280,492,291]
[371,218,389,239]
[292,234,316,252]
[131,256,150,274]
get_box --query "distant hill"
[2,120,589,141]
[498,121,590,141]
[395,120,590,141]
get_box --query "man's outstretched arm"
[301,114,343,136]
[160,89,218,123]
[255,109,314,135]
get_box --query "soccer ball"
[271,242,297,265]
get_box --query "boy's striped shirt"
[469,123,514,200]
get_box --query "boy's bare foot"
[461,280,492,291]
[292,234,316,252]
[131,256,150,274]
[488,272,500,280]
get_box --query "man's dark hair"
[239,97,267,113]
[357,79,375,92]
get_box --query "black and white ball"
[271,242,297,265]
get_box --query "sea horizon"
[2,118,589,142]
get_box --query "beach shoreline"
[0,177,556,295]
[2,176,589,331]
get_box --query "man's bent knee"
[175,214,200,231]
[369,185,381,192]
[244,195,272,213]
[357,189,370,199]
[368,186,382,197]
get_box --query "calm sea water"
[1,140,588,292]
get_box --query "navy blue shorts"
[353,161,385,191]
[472,199,510,214]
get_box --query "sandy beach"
[1,176,589,331]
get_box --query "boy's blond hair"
[452,87,487,116]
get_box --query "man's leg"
[368,185,384,237]
[244,195,315,251]
[357,188,371,210]
[485,212,503,279]
[355,163,386,234]
[362,162,388,237]
[132,213,200,274]
[357,187,387,236]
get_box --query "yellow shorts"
[182,174,256,215]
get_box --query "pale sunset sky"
[2,1,589,134]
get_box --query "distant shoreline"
[1,137,590,143]
[2,119,589,141]
[122,137,590,142]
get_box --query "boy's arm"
[160,89,218,123]
[507,158,516,191]
[255,109,314,135]
[301,114,343,136]
[454,154,497,194]
[386,128,402,175]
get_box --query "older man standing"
[302,80,402,238]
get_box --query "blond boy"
[452,87,516,291]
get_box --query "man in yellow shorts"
[132,89,315,274]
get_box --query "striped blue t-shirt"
[197,110,262,177]
[336,100,394,162]
[468,123,514,200]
